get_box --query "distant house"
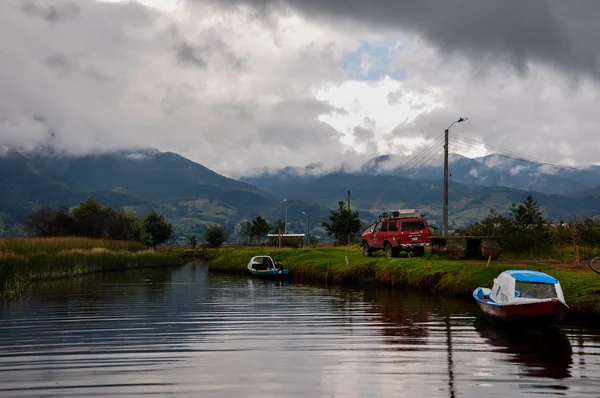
[267,233,306,247]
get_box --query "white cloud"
[314,76,439,154]
[509,165,528,176]
[2,0,600,178]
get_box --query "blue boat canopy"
[505,270,558,284]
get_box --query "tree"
[322,200,362,245]
[205,224,226,248]
[270,219,286,234]
[240,220,253,242]
[251,216,270,242]
[469,208,511,237]
[471,195,550,254]
[143,210,173,248]
[510,195,545,231]
[70,198,107,237]
[187,234,198,249]
[23,206,73,237]
[507,195,550,253]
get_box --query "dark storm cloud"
[198,0,600,76]
[177,41,208,67]
[45,54,71,75]
[257,98,342,149]
[176,37,245,70]
[22,1,79,22]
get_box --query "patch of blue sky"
[341,40,405,81]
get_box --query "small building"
[267,233,306,247]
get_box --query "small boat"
[473,270,569,329]
[247,256,290,278]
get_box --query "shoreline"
[205,247,600,323]
[0,238,185,297]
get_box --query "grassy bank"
[0,237,183,296]
[208,246,600,318]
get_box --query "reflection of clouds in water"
[2,267,600,397]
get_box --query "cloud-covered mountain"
[241,153,600,228]
[242,153,600,196]
[0,149,280,236]
[2,149,600,236]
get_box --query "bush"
[23,199,172,247]
[470,195,551,255]
[205,224,226,249]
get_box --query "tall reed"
[0,238,181,296]
[0,237,145,255]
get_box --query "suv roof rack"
[379,209,422,220]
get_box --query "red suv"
[361,210,432,257]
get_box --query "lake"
[0,264,599,397]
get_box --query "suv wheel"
[363,242,372,257]
[384,243,393,258]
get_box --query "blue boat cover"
[505,270,558,284]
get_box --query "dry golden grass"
[0,237,181,296]
[0,237,145,255]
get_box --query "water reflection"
[0,266,599,397]
[474,316,573,379]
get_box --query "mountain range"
[1,149,599,238]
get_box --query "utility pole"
[443,118,468,238]
[284,199,288,234]
[307,215,310,248]
[348,190,351,212]
[443,129,449,238]
[302,211,310,248]
[347,190,351,246]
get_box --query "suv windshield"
[401,221,426,231]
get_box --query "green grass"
[207,246,600,317]
[0,238,182,297]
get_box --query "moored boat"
[473,270,569,329]
[247,256,290,278]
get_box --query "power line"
[404,141,445,178]
[451,135,600,178]
[349,136,442,195]
[366,133,446,192]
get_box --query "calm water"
[0,264,599,397]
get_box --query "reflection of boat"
[475,316,572,379]
[247,256,290,278]
[473,270,569,329]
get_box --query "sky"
[2,0,600,176]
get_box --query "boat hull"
[475,298,568,330]
[249,269,290,278]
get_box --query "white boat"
[247,256,290,278]
[473,270,569,329]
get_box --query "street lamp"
[443,117,469,238]
[302,211,311,248]
[284,199,289,234]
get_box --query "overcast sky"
[2,0,600,176]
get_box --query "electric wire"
[452,135,600,177]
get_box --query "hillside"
[241,168,600,229]
[0,150,286,237]
[569,185,600,199]
[244,153,600,196]
[2,149,600,238]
